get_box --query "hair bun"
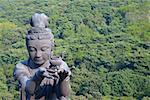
[30,13,49,28]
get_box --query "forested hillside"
[0,0,149,99]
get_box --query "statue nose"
[36,51,42,57]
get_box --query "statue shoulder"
[15,60,29,70]
[14,60,29,79]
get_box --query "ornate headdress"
[26,13,54,41]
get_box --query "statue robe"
[14,60,70,100]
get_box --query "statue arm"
[58,61,71,99]
[13,63,30,91]
[14,63,44,95]
[50,58,71,99]
[25,70,44,95]
[59,77,71,99]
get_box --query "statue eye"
[41,47,49,51]
[28,47,36,52]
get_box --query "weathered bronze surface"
[14,13,71,100]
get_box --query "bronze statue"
[13,13,71,100]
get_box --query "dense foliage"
[0,0,149,99]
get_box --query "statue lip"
[34,58,43,61]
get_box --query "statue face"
[27,39,52,66]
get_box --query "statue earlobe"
[30,18,33,27]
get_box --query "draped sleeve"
[13,61,31,90]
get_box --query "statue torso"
[15,60,59,100]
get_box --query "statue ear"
[50,51,53,59]
[50,39,55,53]
[30,18,34,27]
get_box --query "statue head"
[26,13,54,66]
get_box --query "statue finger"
[46,68,56,73]
[43,72,53,79]
[58,68,64,73]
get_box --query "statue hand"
[58,65,71,81]
[50,56,71,81]
[40,77,54,86]
[35,67,60,84]
[36,67,55,79]
[46,68,59,80]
